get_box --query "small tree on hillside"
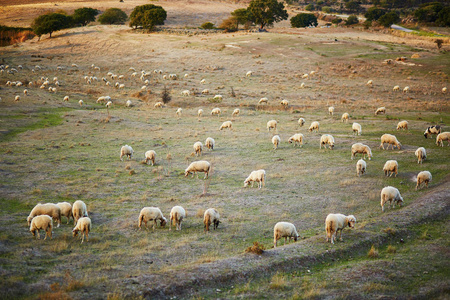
[98,8,128,25]
[72,7,99,26]
[247,0,288,30]
[231,8,249,30]
[161,85,171,104]
[291,13,318,28]
[345,15,359,25]
[129,4,167,30]
[365,7,386,21]
[32,13,73,40]
[378,11,400,27]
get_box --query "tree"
[345,15,359,25]
[231,8,249,30]
[219,17,238,32]
[98,8,127,25]
[305,4,315,11]
[290,13,318,28]
[32,13,73,39]
[365,7,386,21]
[129,4,167,30]
[414,2,445,24]
[72,7,99,26]
[247,0,288,30]
[200,22,215,29]
[345,1,361,13]
[436,6,450,26]
[378,11,399,27]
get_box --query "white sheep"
[193,141,203,157]
[272,135,281,150]
[126,100,132,107]
[27,203,61,228]
[144,150,156,166]
[281,99,289,107]
[120,145,134,161]
[273,222,299,248]
[356,159,366,177]
[267,120,277,132]
[154,102,163,108]
[56,202,72,224]
[176,108,182,118]
[246,71,253,77]
[63,95,69,102]
[213,95,223,101]
[97,96,111,104]
[30,215,53,240]
[383,160,398,177]
[442,87,447,94]
[211,107,221,117]
[380,134,402,150]
[298,117,305,127]
[288,133,304,147]
[204,208,220,232]
[185,160,211,179]
[258,97,268,105]
[341,113,349,123]
[380,186,403,212]
[169,206,186,231]
[232,108,240,116]
[366,80,373,86]
[415,147,426,164]
[351,143,372,160]
[403,86,410,93]
[23,89,28,96]
[72,217,91,243]
[138,207,167,230]
[436,132,450,147]
[424,125,441,138]
[300,82,306,88]
[198,108,203,118]
[325,214,356,244]
[72,200,88,225]
[416,171,432,190]
[105,101,112,108]
[320,134,335,149]
[201,89,209,95]
[396,120,408,130]
[375,107,386,115]
[78,100,84,106]
[219,121,232,130]
[200,79,206,84]
[181,90,190,96]
[14,95,20,101]
[205,137,215,150]
[393,85,400,92]
[352,122,362,135]
[328,106,334,116]
[244,169,265,189]
[308,121,319,132]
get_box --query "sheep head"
[347,215,356,228]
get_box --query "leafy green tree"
[98,8,127,25]
[322,6,333,13]
[32,13,73,39]
[231,8,249,29]
[247,0,288,30]
[436,6,450,26]
[72,7,99,26]
[378,11,399,27]
[290,13,318,28]
[365,7,386,21]
[345,1,361,13]
[305,4,315,11]
[345,15,359,25]
[129,4,167,30]
[414,2,445,24]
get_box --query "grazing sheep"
[27,203,61,228]
[63,95,69,102]
[213,95,223,101]
[232,108,240,116]
[298,117,305,127]
[244,169,266,189]
[341,113,349,123]
[176,108,182,118]
[273,222,299,248]
[267,120,277,132]
[281,99,289,107]
[126,100,132,107]
[258,97,268,105]
[436,132,450,147]
[352,122,362,135]
[30,215,53,240]
[320,134,335,149]
[396,120,408,130]
[144,150,156,166]
[380,134,402,150]
[246,71,253,77]
[78,100,84,106]
[23,89,28,96]
[181,90,190,96]
[169,206,186,231]
[424,125,441,138]
[14,95,20,101]
[211,107,221,117]
[288,133,304,147]
[138,207,167,230]
[72,217,91,243]
[442,87,447,94]
[375,107,386,115]
[200,79,206,84]
[185,160,211,179]
[56,202,72,224]
[415,147,426,164]
[193,141,203,157]
[356,159,366,177]
[380,186,403,212]
[205,137,215,150]
[201,89,209,95]
[366,80,373,86]
[325,214,356,244]
[72,200,88,225]
[300,82,306,88]
[383,160,399,177]
[105,101,112,108]
[198,108,203,118]
[97,96,111,104]
[403,86,410,93]
[204,208,220,232]
[120,145,134,161]
[393,85,400,91]
[219,121,232,130]
[154,102,163,108]
[272,135,281,150]
[328,106,334,116]
[351,143,372,160]
[308,121,319,132]
[416,171,432,190]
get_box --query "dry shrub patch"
[245,241,265,255]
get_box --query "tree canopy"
[365,7,386,21]
[129,4,167,30]
[247,0,288,30]
[231,8,249,29]
[98,8,128,25]
[378,11,400,27]
[32,13,72,39]
[290,13,318,28]
[72,7,99,26]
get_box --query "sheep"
[352,122,362,135]
[30,215,53,240]
[126,100,132,107]
[403,86,410,93]
[63,95,69,102]
[213,95,223,101]
[328,106,334,116]
[320,134,335,150]
[258,97,268,105]
[23,89,28,96]
[181,90,190,96]
[211,107,221,117]
[246,71,253,77]
[424,125,441,138]
[200,79,206,84]
[193,141,203,157]
[97,96,111,104]
[120,145,134,161]
[325,214,356,244]
[27,203,61,228]
[169,206,186,231]
[375,107,386,115]
[380,186,403,212]
[105,101,112,108]
[302,73,309,79]
[393,85,400,91]
[341,113,349,123]
[416,171,432,190]
[288,133,304,147]
[78,100,84,106]
[144,150,156,166]
[308,121,319,132]
[138,207,167,230]
[14,95,20,101]
[273,222,299,248]
[176,108,182,118]
[201,89,209,95]
[442,87,447,94]
[244,169,265,189]
[380,134,402,150]
[232,108,240,116]
[300,82,306,88]
[415,147,426,164]
[281,99,289,107]
[185,160,211,179]
[219,121,232,130]
[396,120,408,130]
[204,208,220,232]
[356,159,366,177]
[267,120,277,132]
[56,202,72,224]
[72,200,88,225]
[366,80,373,86]
[298,117,305,127]
[154,102,163,108]
[72,217,91,243]
[383,160,398,177]
[169,74,178,80]
[205,137,215,150]
[351,143,372,160]
[436,132,450,147]
[198,108,203,118]
[272,135,281,150]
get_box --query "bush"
[322,6,333,13]
[245,241,265,255]
[98,8,127,25]
[345,15,359,25]
[378,11,399,27]
[305,4,315,11]
[161,86,171,104]
[331,17,343,24]
[219,17,238,32]
[32,13,73,39]
[200,22,215,29]
[129,4,167,31]
[72,8,99,26]
[365,7,386,21]
[291,13,318,28]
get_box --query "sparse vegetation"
[98,8,127,25]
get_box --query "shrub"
[219,17,238,32]
[200,22,215,29]
[305,4,315,11]
[32,13,73,39]
[291,13,318,28]
[365,7,386,21]
[98,8,127,25]
[368,245,379,258]
[72,7,99,26]
[161,85,171,104]
[322,6,333,13]
[345,15,359,25]
[378,11,399,27]
[331,17,343,24]
[129,4,167,31]
[245,241,265,255]
[387,245,397,253]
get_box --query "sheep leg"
[85,230,89,242]
[36,231,40,240]
[81,232,85,244]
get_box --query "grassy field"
[0,8,449,299]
